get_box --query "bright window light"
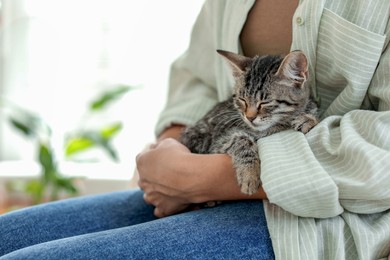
[0,1,204,180]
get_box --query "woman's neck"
[240,0,299,57]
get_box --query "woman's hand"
[136,138,201,217]
[136,126,267,218]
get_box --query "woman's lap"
[0,189,274,259]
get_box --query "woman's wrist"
[158,124,185,141]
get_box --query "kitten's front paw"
[292,114,319,134]
[236,166,261,195]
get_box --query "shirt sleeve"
[259,39,390,218]
[154,1,221,137]
[154,0,252,137]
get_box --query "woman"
[1,1,389,259]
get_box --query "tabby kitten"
[179,50,319,195]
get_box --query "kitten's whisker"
[220,117,238,129]
[224,117,245,129]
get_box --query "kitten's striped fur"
[179,50,319,194]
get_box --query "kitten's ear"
[217,50,251,77]
[276,50,308,88]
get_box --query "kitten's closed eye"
[261,102,278,112]
[276,100,296,106]
[256,101,271,109]
[238,98,247,109]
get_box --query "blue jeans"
[0,189,274,259]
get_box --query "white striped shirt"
[156,0,390,259]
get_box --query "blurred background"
[0,0,204,211]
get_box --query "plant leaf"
[56,177,78,195]
[100,122,122,140]
[90,85,133,111]
[8,118,34,137]
[38,143,54,170]
[38,143,58,182]
[25,180,45,204]
[65,137,95,156]
[65,129,120,161]
[8,107,51,138]
[100,141,119,161]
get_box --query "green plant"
[3,85,134,204]
[65,85,133,161]
[8,109,72,204]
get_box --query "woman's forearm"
[185,153,268,203]
[157,125,268,203]
[137,125,267,217]
[157,125,185,141]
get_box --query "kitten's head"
[217,49,311,131]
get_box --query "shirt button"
[296,16,304,25]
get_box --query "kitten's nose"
[246,115,256,122]
[246,108,257,122]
